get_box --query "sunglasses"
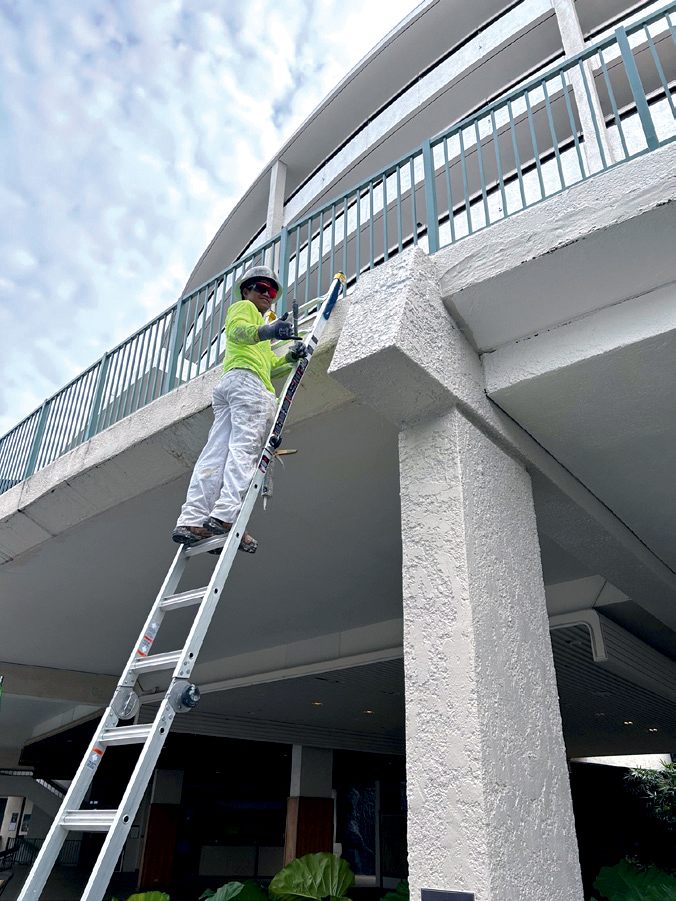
[246,281,278,299]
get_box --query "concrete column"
[284,745,334,865]
[400,408,581,899]
[266,160,287,241]
[551,0,615,171]
[329,246,584,901]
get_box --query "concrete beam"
[484,281,676,395]
[330,243,676,625]
[146,619,404,698]
[437,142,676,352]
[0,662,116,705]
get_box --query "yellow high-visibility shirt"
[221,300,292,394]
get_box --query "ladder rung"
[101,724,153,746]
[132,650,182,673]
[61,809,117,832]
[160,587,206,611]
[184,534,227,557]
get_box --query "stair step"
[61,809,117,832]
[132,650,182,673]
[101,724,153,746]
[160,587,206,611]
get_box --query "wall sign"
[422,890,474,901]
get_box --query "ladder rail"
[15,706,120,901]
[17,274,346,901]
[79,700,176,901]
[118,547,187,689]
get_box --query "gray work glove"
[285,341,308,363]
[258,313,294,342]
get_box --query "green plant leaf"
[204,883,246,901]
[269,852,355,901]
[381,881,409,901]
[594,858,676,901]
[114,894,170,901]
[199,892,216,900]
[235,882,269,901]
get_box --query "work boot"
[203,516,258,554]
[172,525,212,547]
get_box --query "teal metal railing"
[1,2,674,497]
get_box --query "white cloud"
[0,0,418,437]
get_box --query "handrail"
[0,1,674,498]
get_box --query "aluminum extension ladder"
[18,273,346,901]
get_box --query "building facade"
[1,0,675,898]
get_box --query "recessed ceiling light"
[648,727,659,733]
[312,701,323,706]
[623,721,634,725]
[363,709,374,715]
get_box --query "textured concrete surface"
[330,249,584,898]
[400,409,583,900]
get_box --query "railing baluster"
[382,173,389,261]
[473,121,491,227]
[616,26,659,151]
[163,297,188,396]
[23,401,50,479]
[541,79,567,190]
[120,331,143,420]
[84,354,111,441]
[356,188,361,274]
[443,138,456,244]
[329,206,336,279]
[507,99,527,210]
[598,48,628,160]
[490,109,509,217]
[317,209,324,293]
[524,90,546,201]
[279,226,290,318]
[422,139,439,253]
[304,218,312,307]
[410,157,418,245]
[644,24,676,119]
[560,70,587,180]
[368,181,375,269]
[458,126,472,233]
[576,59,608,170]
[395,167,402,253]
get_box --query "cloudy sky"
[0,0,418,437]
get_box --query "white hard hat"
[233,266,283,303]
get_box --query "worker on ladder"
[172,266,305,553]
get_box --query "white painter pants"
[176,369,277,527]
